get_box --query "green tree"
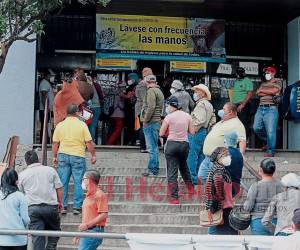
[0,0,110,74]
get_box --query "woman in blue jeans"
[243,158,283,235]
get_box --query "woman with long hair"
[0,168,30,250]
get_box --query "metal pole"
[27,234,34,250]
[41,96,49,165]
[0,229,126,239]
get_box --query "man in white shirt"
[272,209,300,250]
[39,72,55,143]
[18,150,63,250]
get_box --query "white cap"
[281,173,300,188]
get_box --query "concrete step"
[61,223,208,235]
[88,202,206,214]
[42,149,300,165]
[59,237,129,248]
[81,165,300,176]
[62,212,202,225]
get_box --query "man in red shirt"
[73,170,108,250]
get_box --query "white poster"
[217,64,233,75]
[239,62,259,75]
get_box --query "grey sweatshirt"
[262,188,300,235]
[243,179,284,219]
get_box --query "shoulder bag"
[200,209,223,227]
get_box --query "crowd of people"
[38,65,282,159]
[0,66,299,250]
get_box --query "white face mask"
[127,79,135,86]
[170,88,176,95]
[265,73,272,81]
[81,182,87,191]
[218,109,224,119]
[49,76,55,83]
[193,93,200,101]
[221,156,232,166]
[166,105,173,115]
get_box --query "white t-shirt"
[18,163,63,206]
[203,117,246,156]
[39,79,54,111]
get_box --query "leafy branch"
[0,0,111,74]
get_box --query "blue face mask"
[193,93,200,102]
[218,109,224,119]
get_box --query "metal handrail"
[0,229,126,239]
[244,160,262,181]
[0,229,126,250]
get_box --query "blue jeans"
[198,156,214,185]
[57,153,86,209]
[143,122,160,174]
[187,128,207,185]
[251,218,277,235]
[78,227,104,250]
[253,106,279,155]
[88,107,101,143]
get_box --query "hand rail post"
[41,96,49,165]
[27,234,34,250]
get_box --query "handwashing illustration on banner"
[96,14,225,61]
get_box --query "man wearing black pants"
[160,97,195,204]
[18,151,63,250]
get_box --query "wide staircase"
[51,147,300,250]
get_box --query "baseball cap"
[166,96,180,109]
[263,66,277,74]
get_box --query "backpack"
[282,81,300,121]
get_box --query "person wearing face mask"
[88,74,104,144]
[232,67,253,139]
[243,158,283,235]
[262,173,300,237]
[73,170,108,250]
[159,97,195,204]
[135,69,150,152]
[169,80,195,113]
[122,73,138,145]
[187,84,215,185]
[39,71,55,144]
[199,102,246,187]
[253,66,282,157]
[205,147,237,235]
[141,74,164,177]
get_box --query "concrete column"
[0,40,36,156]
[288,18,300,149]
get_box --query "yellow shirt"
[53,117,92,158]
[203,117,246,156]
